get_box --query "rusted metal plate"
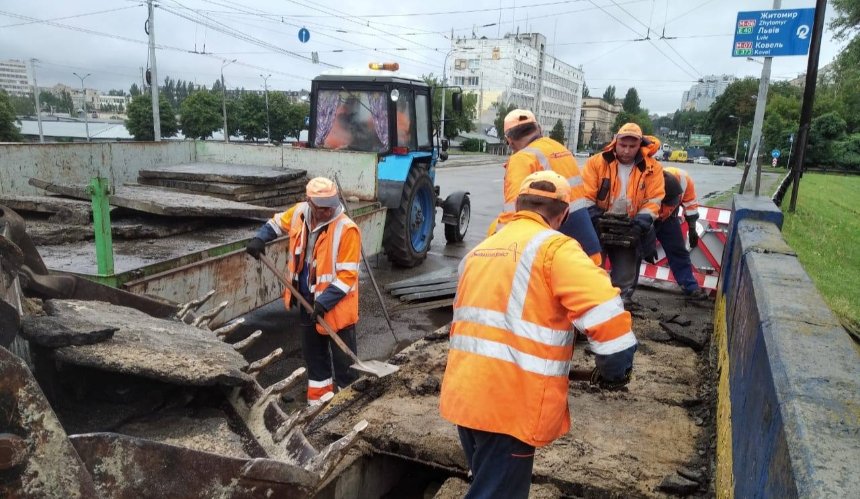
[70,433,318,499]
[48,300,251,387]
[0,346,98,498]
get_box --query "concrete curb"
[716,194,860,498]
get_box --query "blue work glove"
[631,214,653,240]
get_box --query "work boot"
[685,288,709,301]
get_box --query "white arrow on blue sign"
[772,149,781,158]
[298,28,310,43]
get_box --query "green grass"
[781,173,860,333]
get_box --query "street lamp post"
[729,115,741,160]
[261,74,271,143]
[221,59,237,143]
[73,72,91,142]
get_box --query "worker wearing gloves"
[488,108,602,265]
[440,171,637,499]
[582,122,665,302]
[642,167,708,300]
[246,177,361,405]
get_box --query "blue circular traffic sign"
[298,28,310,43]
[771,149,781,159]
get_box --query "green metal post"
[87,177,114,276]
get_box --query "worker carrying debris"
[582,122,665,303]
[246,177,361,405]
[440,171,637,499]
[642,167,709,300]
[488,108,602,265]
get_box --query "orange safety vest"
[582,139,665,220]
[488,137,588,235]
[661,167,699,220]
[440,211,636,447]
[267,202,360,334]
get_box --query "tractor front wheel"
[383,167,437,267]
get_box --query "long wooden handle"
[258,253,362,365]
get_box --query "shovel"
[258,254,399,379]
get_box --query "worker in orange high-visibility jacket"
[582,123,665,303]
[642,167,708,300]
[441,170,637,499]
[488,108,602,265]
[246,177,361,405]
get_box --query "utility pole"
[789,0,827,212]
[729,115,741,160]
[147,0,161,141]
[440,28,453,139]
[73,72,91,142]
[30,59,43,143]
[746,0,781,195]
[221,59,237,143]
[261,74,271,143]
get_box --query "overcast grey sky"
[0,0,843,114]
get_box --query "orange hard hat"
[503,109,538,135]
[616,122,643,140]
[518,170,571,204]
[306,177,340,208]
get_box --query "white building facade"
[680,75,737,112]
[0,59,31,96]
[447,32,585,151]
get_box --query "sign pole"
[789,0,827,213]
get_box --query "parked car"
[694,156,711,165]
[713,156,738,167]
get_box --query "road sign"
[298,27,310,43]
[772,157,778,167]
[732,8,815,57]
[771,149,781,158]
[689,134,712,147]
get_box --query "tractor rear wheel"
[383,167,436,268]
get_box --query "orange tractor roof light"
[369,62,400,71]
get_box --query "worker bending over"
[642,167,709,300]
[489,108,602,265]
[582,123,665,303]
[246,177,361,405]
[441,171,637,498]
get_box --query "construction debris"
[44,299,252,386]
[385,269,458,310]
[29,178,275,220]
[137,163,309,207]
[21,315,117,348]
[0,195,97,224]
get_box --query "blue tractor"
[308,67,470,267]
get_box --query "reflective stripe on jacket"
[440,211,635,447]
[582,139,665,220]
[663,167,699,218]
[267,202,361,333]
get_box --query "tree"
[125,93,179,141]
[704,78,759,155]
[236,92,267,142]
[806,112,847,166]
[8,93,34,115]
[0,91,22,141]
[830,0,860,39]
[179,90,222,140]
[582,82,590,98]
[602,85,616,104]
[493,102,517,139]
[424,75,477,139]
[130,83,141,97]
[622,87,641,114]
[612,110,654,136]
[549,119,566,143]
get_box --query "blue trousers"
[655,216,699,293]
[457,426,535,499]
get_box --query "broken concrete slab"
[21,315,117,348]
[138,163,306,185]
[0,195,95,224]
[30,178,274,220]
[138,177,306,199]
[657,473,700,495]
[45,300,252,386]
[660,321,709,351]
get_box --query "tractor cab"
[307,64,470,268]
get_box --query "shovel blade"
[351,359,399,378]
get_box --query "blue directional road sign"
[298,27,310,43]
[732,8,815,57]
[772,149,781,159]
